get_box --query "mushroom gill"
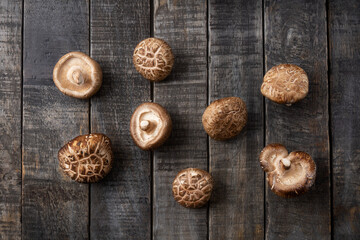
[53,51,102,99]
[130,102,172,150]
[259,143,316,198]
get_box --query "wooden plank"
[152,0,208,239]
[22,1,89,239]
[208,0,264,239]
[90,0,151,239]
[264,0,330,239]
[0,0,22,239]
[329,0,360,238]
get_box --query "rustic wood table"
[1,0,359,239]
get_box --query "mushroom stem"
[140,120,150,131]
[71,69,85,85]
[281,158,291,169]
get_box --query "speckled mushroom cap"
[172,168,213,208]
[133,38,174,82]
[261,64,309,105]
[202,97,247,140]
[259,143,316,198]
[130,102,172,150]
[53,51,102,99]
[58,133,113,183]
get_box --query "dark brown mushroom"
[261,64,309,106]
[202,97,247,140]
[53,51,102,99]
[133,38,174,82]
[58,133,113,183]
[130,102,172,150]
[172,168,213,208]
[259,143,316,198]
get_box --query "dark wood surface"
[264,0,331,239]
[208,0,264,239]
[90,1,151,239]
[0,0,359,239]
[153,1,208,239]
[0,0,22,239]
[329,0,360,238]
[22,1,89,239]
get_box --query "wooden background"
[0,0,359,239]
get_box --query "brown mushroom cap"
[259,143,316,198]
[53,51,102,99]
[133,38,174,82]
[172,168,213,208]
[58,133,113,183]
[202,97,247,140]
[130,102,172,150]
[261,64,309,105]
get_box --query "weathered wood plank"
[329,0,360,238]
[208,0,264,239]
[90,0,151,239]
[153,0,208,239]
[22,1,89,239]
[0,0,22,239]
[264,0,330,239]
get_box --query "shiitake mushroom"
[172,168,213,208]
[130,102,172,150]
[259,143,316,198]
[133,38,174,82]
[261,64,309,106]
[58,133,113,183]
[53,51,102,99]
[202,97,247,140]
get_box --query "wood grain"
[0,1,22,239]
[152,0,208,239]
[90,0,151,239]
[22,0,89,239]
[208,0,264,239]
[329,0,360,238]
[264,0,330,239]
[0,1,357,239]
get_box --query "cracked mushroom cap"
[261,64,309,105]
[53,51,102,99]
[172,168,213,208]
[58,133,113,183]
[130,102,172,150]
[202,97,247,140]
[259,143,316,198]
[133,38,174,82]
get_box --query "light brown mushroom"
[53,51,102,99]
[261,64,309,106]
[130,102,172,150]
[58,133,113,183]
[172,168,213,208]
[202,97,247,140]
[133,38,174,82]
[259,143,316,198]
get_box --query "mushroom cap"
[202,97,248,140]
[53,51,102,99]
[133,38,174,82]
[58,133,113,183]
[259,143,316,198]
[172,168,213,208]
[261,64,309,105]
[130,102,172,150]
